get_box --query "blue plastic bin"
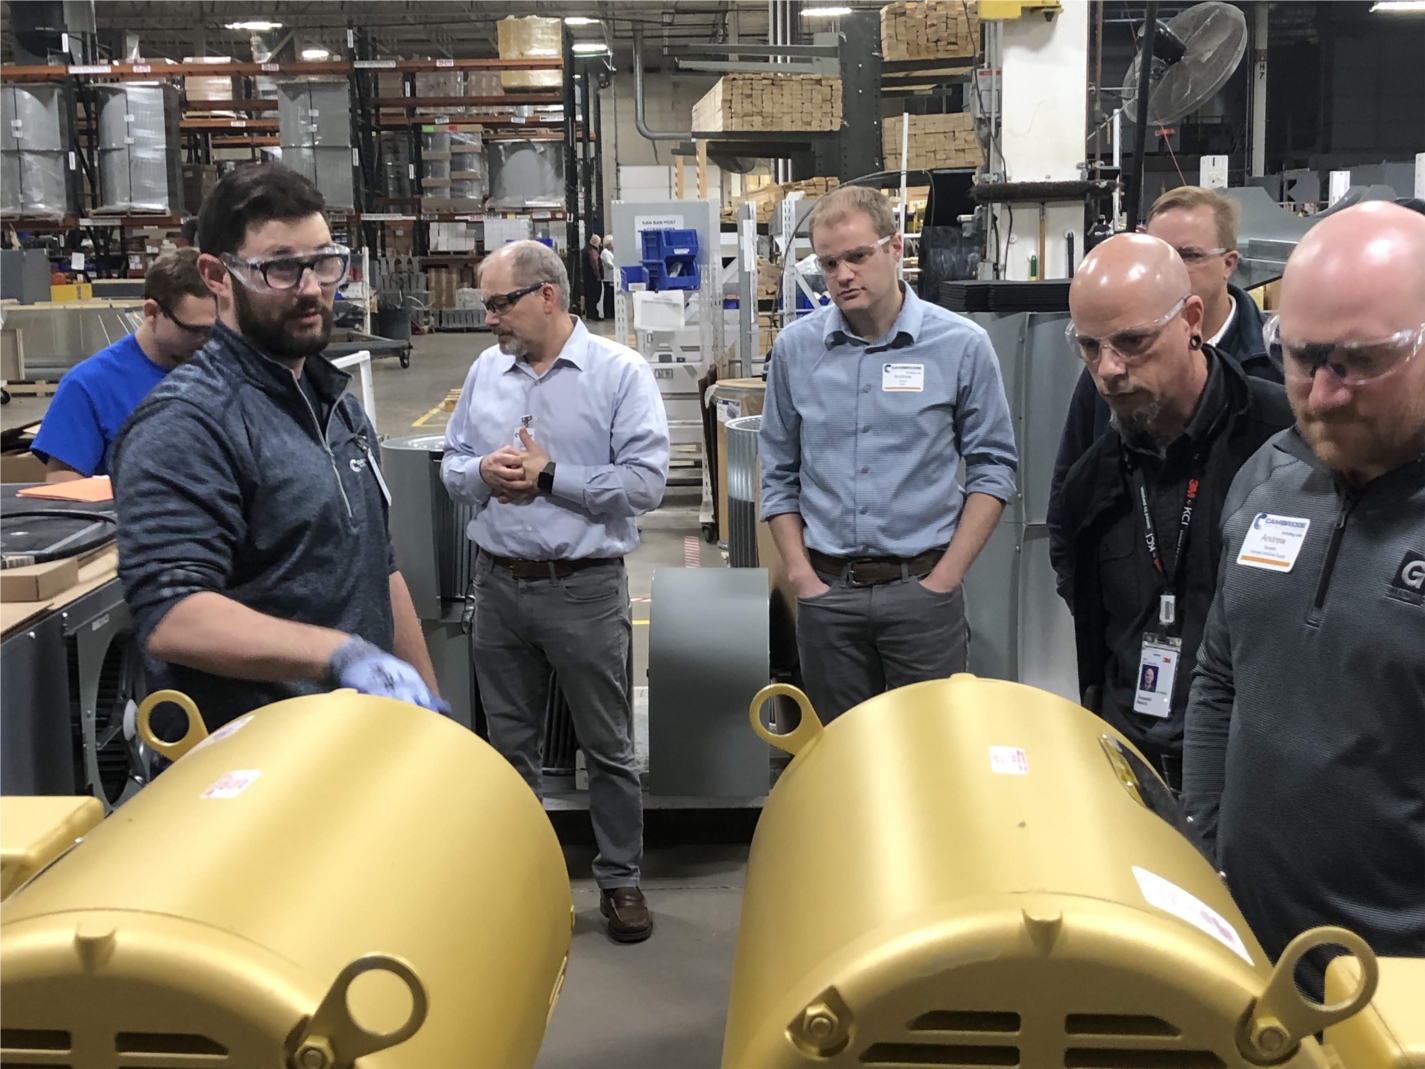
[643,260,701,291]
[641,229,699,261]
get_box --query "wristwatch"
[537,461,556,495]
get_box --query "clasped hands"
[479,428,550,504]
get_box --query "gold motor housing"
[725,676,1377,1069]
[1,690,573,1069]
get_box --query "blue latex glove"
[327,637,450,715]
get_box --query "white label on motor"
[1237,513,1311,572]
[190,714,254,756]
[200,769,262,799]
[989,746,1028,775]
[1133,866,1252,964]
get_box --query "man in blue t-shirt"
[31,248,217,479]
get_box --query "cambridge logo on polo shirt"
[1388,550,1425,606]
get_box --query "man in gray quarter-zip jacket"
[111,165,441,730]
[1184,202,1425,995]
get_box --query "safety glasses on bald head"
[1264,314,1425,387]
[815,234,893,275]
[1066,295,1190,368]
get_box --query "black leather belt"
[808,547,944,587]
[487,554,622,580]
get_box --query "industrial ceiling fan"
[1121,1,1249,127]
[1120,0,1250,229]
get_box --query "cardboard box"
[881,1,979,63]
[0,557,80,602]
[49,283,94,303]
[693,75,841,133]
[383,224,414,256]
[1,452,47,483]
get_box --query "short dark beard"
[230,280,333,360]
[1110,400,1172,457]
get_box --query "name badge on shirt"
[1236,513,1311,572]
[882,362,924,392]
[1133,634,1180,719]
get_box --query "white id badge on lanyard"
[1133,635,1181,718]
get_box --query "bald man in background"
[1184,202,1425,991]
[1051,234,1291,789]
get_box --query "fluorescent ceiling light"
[572,42,610,53]
[801,6,853,15]
[301,46,331,60]
[564,17,600,25]
[224,19,283,31]
[1371,1,1425,9]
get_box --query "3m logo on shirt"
[1388,550,1425,605]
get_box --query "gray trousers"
[470,553,642,888]
[796,567,968,723]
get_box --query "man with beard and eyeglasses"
[1184,202,1425,994]
[441,240,668,944]
[1049,233,1292,791]
[110,164,444,731]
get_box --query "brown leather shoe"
[600,886,652,943]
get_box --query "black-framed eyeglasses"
[484,282,545,317]
[221,245,351,291]
[159,302,216,339]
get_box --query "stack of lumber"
[693,75,842,132]
[880,1,980,62]
[726,176,842,225]
[883,112,980,171]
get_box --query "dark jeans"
[469,553,641,887]
[583,280,603,320]
[602,281,615,319]
[795,567,968,723]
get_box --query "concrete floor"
[6,322,748,1068]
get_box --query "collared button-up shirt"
[759,284,1018,558]
[441,318,669,559]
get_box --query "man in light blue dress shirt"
[759,186,1018,722]
[441,241,669,944]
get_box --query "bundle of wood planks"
[727,175,842,225]
[880,1,980,62]
[693,75,842,133]
[883,112,981,172]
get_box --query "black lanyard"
[1129,459,1202,619]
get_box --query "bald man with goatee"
[1184,202,1425,994]
[1051,234,1291,790]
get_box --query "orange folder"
[15,476,114,503]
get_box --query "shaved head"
[1069,234,1207,450]
[1071,232,1194,328]
[1278,201,1425,480]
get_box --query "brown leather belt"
[488,554,622,581]
[808,547,944,587]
